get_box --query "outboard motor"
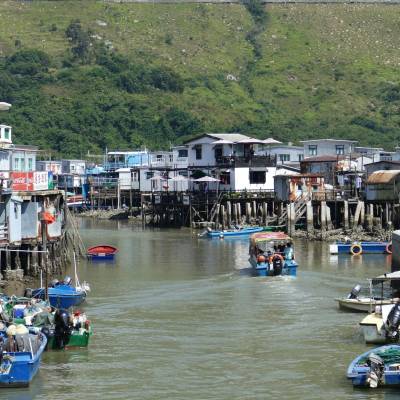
[366,353,384,388]
[51,279,59,288]
[272,257,283,276]
[54,309,71,350]
[41,326,51,350]
[63,276,72,286]
[385,302,400,341]
[347,284,362,300]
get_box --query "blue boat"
[245,232,298,277]
[347,345,400,388]
[330,241,391,255]
[87,245,118,260]
[206,226,264,238]
[0,328,47,387]
[31,277,87,309]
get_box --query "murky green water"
[3,219,400,399]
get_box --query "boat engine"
[272,257,283,276]
[366,353,384,388]
[41,326,51,350]
[54,309,71,350]
[385,302,400,341]
[347,284,362,300]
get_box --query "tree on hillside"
[65,19,93,63]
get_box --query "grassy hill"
[0,1,399,156]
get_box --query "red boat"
[87,245,119,260]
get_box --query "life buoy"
[386,242,393,254]
[350,243,363,256]
[269,253,284,263]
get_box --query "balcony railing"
[216,155,277,168]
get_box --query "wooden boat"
[337,297,398,313]
[347,345,400,388]
[87,245,118,259]
[244,232,298,277]
[0,327,47,387]
[206,226,264,238]
[330,241,392,255]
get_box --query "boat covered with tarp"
[347,345,400,388]
[87,245,118,259]
[244,232,298,277]
[0,325,47,387]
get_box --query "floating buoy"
[386,242,393,254]
[350,243,363,256]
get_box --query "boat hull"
[330,241,390,255]
[247,258,298,277]
[32,287,86,309]
[47,328,92,350]
[336,298,397,313]
[207,227,264,238]
[0,333,47,388]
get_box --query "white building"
[37,160,62,175]
[61,159,86,175]
[301,139,357,158]
[261,144,304,165]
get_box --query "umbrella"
[263,137,282,145]
[236,138,264,144]
[194,176,220,182]
[0,102,11,111]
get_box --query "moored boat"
[87,245,119,259]
[245,232,298,277]
[206,226,264,238]
[347,345,400,388]
[330,241,392,255]
[0,325,47,387]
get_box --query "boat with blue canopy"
[0,325,47,387]
[347,345,400,388]
[245,232,298,277]
[330,240,392,255]
[205,226,264,238]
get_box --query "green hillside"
[0,1,399,156]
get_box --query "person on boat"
[4,324,17,352]
[284,243,293,260]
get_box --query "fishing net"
[357,347,400,366]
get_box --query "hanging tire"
[386,243,393,254]
[350,243,363,256]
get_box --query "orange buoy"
[257,255,266,263]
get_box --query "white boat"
[336,297,398,313]
[360,304,400,344]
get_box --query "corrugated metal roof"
[367,170,400,184]
[208,133,252,142]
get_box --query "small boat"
[31,277,87,309]
[0,325,47,387]
[87,245,119,259]
[347,344,400,388]
[359,302,400,344]
[330,240,392,255]
[245,232,298,277]
[206,226,264,238]
[336,273,400,312]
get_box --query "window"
[220,171,230,185]
[214,147,223,160]
[28,158,33,171]
[298,154,304,161]
[71,165,75,171]
[4,128,10,140]
[279,154,290,162]
[20,158,25,171]
[336,145,345,155]
[309,145,317,156]
[156,154,163,160]
[249,171,266,184]
[146,171,154,180]
[178,149,188,158]
[14,158,19,171]
[195,146,202,160]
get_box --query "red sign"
[11,172,34,191]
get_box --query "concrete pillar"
[263,202,268,225]
[360,201,365,226]
[226,201,232,227]
[215,204,220,229]
[246,203,251,224]
[344,201,349,230]
[320,201,327,232]
[252,201,257,219]
[287,203,295,236]
[326,203,333,231]
[220,205,226,229]
[353,201,363,228]
[366,204,373,230]
[306,200,314,234]
[236,203,241,224]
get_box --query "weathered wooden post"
[246,203,251,224]
[344,200,349,230]
[236,202,241,224]
[226,201,232,227]
[220,205,226,229]
[306,200,314,234]
[252,201,257,219]
[262,202,268,226]
[320,201,327,233]
[326,204,333,231]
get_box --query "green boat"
[47,326,92,350]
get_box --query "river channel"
[3,218,400,400]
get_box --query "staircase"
[278,194,310,226]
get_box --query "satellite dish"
[0,102,11,111]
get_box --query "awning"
[367,170,400,184]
